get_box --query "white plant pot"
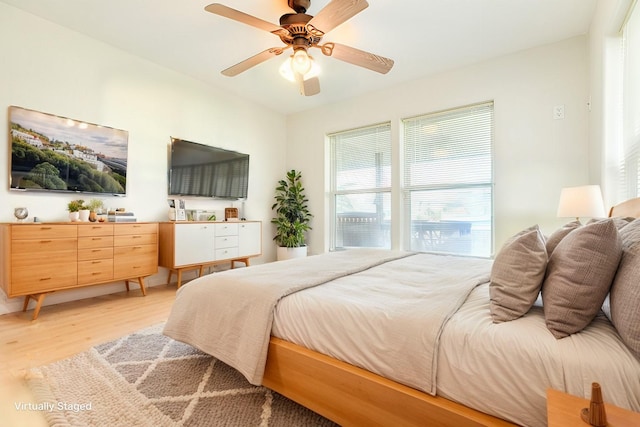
[69,211,80,222]
[78,209,90,222]
[276,246,307,261]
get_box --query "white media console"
[158,221,262,288]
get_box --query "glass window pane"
[403,102,494,257]
[335,192,391,249]
[408,187,492,257]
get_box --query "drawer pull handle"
[132,236,142,239]
[92,261,101,264]
[40,240,52,243]
[40,277,52,281]
[40,227,52,230]
[92,238,101,240]
[92,272,101,275]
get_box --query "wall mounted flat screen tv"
[9,106,128,195]
[168,137,249,199]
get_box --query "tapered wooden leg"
[177,270,183,289]
[137,277,147,296]
[125,280,130,292]
[198,265,205,277]
[31,294,48,321]
[231,258,249,269]
[167,269,173,286]
[22,295,31,312]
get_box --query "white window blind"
[403,102,494,257]
[621,2,640,199]
[329,123,391,249]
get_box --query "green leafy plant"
[271,169,312,248]
[85,198,104,213]
[67,199,85,212]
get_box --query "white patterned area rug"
[26,323,338,427]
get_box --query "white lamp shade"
[557,185,606,219]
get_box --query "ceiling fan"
[204,0,394,96]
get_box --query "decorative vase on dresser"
[78,209,90,222]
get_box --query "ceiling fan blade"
[320,42,394,74]
[222,47,288,77]
[306,0,369,36]
[293,71,320,96]
[301,76,321,96]
[204,3,288,37]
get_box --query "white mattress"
[438,283,640,427]
[272,253,492,395]
[272,271,640,427]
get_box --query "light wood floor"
[0,284,177,426]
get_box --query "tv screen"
[9,106,128,195]
[168,138,249,199]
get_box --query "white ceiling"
[1,0,597,115]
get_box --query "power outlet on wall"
[553,105,565,120]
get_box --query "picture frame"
[9,105,129,195]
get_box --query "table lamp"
[557,185,606,222]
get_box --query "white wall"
[286,36,591,255]
[0,4,287,314]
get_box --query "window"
[620,3,640,199]
[403,102,494,257]
[329,123,392,249]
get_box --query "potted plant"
[67,199,84,222]
[271,169,312,261]
[85,198,104,222]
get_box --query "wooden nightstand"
[547,388,640,427]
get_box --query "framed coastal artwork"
[9,105,129,195]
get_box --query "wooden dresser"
[0,222,158,319]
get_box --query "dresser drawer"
[11,225,77,240]
[114,223,157,235]
[78,224,114,237]
[114,244,157,278]
[11,258,77,295]
[12,238,77,255]
[78,259,114,284]
[78,247,113,261]
[215,235,238,249]
[215,223,238,237]
[215,247,238,261]
[78,236,114,250]
[114,233,157,247]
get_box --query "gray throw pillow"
[610,218,640,359]
[490,225,548,323]
[545,220,581,256]
[542,219,622,339]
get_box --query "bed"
[163,199,640,427]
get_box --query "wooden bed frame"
[263,337,515,427]
[609,196,640,218]
[260,198,640,427]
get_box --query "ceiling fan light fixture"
[292,48,312,75]
[279,54,320,82]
